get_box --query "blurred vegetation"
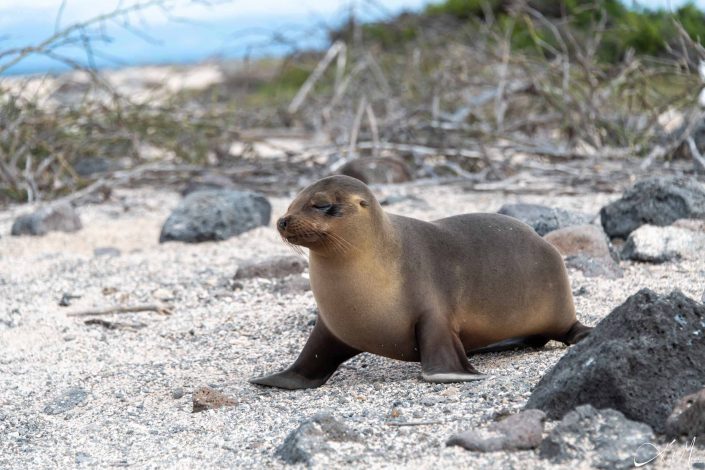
[359,0,705,63]
[1,0,704,205]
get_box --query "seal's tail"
[559,321,593,345]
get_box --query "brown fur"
[250,175,590,389]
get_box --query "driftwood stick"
[288,41,346,114]
[67,303,173,317]
[385,420,445,427]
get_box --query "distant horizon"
[1,0,703,76]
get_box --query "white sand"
[1,182,702,469]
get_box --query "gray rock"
[93,247,121,257]
[565,254,623,279]
[544,223,623,278]
[446,409,546,452]
[73,157,125,176]
[234,256,307,280]
[543,224,612,259]
[272,275,311,295]
[11,202,82,236]
[43,387,87,415]
[600,176,705,238]
[276,413,359,465]
[539,405,656,469]
[171,388,185,400]
[621,224,705,263]
[497,203,593,236]
[159,190,271,243]
[665,388,705,439]
[526,289,705,433]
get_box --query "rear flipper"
[555,321,593,345]
[469,335,550,354]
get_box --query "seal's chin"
[282,232,323,248]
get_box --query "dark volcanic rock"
[43,387,88,415]
[600,176,705,238]
[446,410,545,452]
[539,405,656,469]
[277,413,359,465]
[159,190,271,243]
[11,202,82,236]
[338,157,413,184]
[525,289,705,432]
[497,203,593,236]
[234,256,307,280]
[665,388,705,439]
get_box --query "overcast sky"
[1,0,703,75]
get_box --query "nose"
[277,216,289,231]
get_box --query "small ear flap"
[359,199,370,208]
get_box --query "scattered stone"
[11,202,82,236]
[83,319,145,331]
[43,387,88,415]
[159,190,271,243]
[152,288,174,301]
[58,293,81,307]
[497,203,593,236]
[526,289,705,433]
[192,386,237,413]
[0,308,21,329]
[181,173,236,196]
[545,225,623,278]
[600,176,705,238]
[272,275,311,295]
[573,286,588,297]
[665,388,705,439]
[234,256,308,280]
[276,413,359,465]
[446,410,546,452]
[621,224,705,263]
[338,157,413,184]
[673,218,705,231]
[379,194,427,206]
[172,388,185,400]
[565,254,623,279]
[539,405,656,470]
[544,225,611,259]
[93,247,121,257]
[73,156,126,176]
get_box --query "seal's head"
[277,175,380,255]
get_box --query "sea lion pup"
[250,175,591,389]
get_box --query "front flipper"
[250,318,360,390]
[416,315,487,383]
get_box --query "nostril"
[277,217,288,231]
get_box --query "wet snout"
[277,216,290,234]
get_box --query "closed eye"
[312,203,342,216]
